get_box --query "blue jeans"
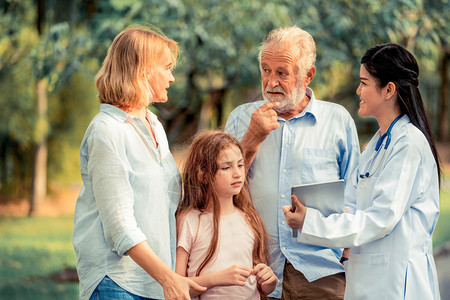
[90,276,158,300]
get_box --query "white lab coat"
[299,115,440,299]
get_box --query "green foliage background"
[0,1,448,198]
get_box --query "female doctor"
[283,43,441,299]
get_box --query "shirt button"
[281,221,286,225]
[286,144,290,148]
[281,194,286,198]
[361,181,366,188]
[282,169,287,173]
[282,247,286,250]
[286,121,290,125]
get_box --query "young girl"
[175,131,278,299]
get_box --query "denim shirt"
[73,104,181,300]
[225,88,360,298]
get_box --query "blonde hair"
[95,25,179,111]
[259,26,316,78]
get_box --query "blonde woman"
[73,26,205,300]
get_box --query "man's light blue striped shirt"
[225,88,360,298]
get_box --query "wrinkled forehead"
[260,44,299,70]
[260,42,299,68]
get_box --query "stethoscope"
[359,114,403,179]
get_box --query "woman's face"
[149,46,175,103]
[356,65,384,118]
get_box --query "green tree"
[0,0,95,214]
[0,0,447,213]
[86,0,448,144]
[281,0,449,142]
[0,0,39,200]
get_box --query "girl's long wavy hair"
[176,131,270,278]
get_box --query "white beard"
[263,80,306,113]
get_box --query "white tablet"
[291,179,345,217]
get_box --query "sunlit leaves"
[0,0,448,198]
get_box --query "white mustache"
[266,86,285,94]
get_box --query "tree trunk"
[198,98,214,131]
[197,88,226,131]
[438,45,449,142]
[29,78,48,216]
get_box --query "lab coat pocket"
[346,253,389,300]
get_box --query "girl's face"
[213,145,245,202]
[148,46,175,103]
[356,65,385,118]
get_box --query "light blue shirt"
[300,115,441,299]
[225,88,360,298]
[73,104,181,300]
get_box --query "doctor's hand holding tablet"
[283,194,306,231]
[284,179,345,238]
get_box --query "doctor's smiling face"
[356,65,386,119]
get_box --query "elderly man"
[225,26,360,299]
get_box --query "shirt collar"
[100,103,157,124]
[100,103,129,123]
[287,87,318,124]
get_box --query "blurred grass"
[433,170,450,249]
[0,215,78,299]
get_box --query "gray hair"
[258,26,316,78]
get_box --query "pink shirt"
[177,208,260,300]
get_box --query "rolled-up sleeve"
[87,134,146,256]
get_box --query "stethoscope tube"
[360,114,403,179]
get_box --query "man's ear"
[305,66,316,85]
[385,82,396,100]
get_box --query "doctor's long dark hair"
[361,43,441,184]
